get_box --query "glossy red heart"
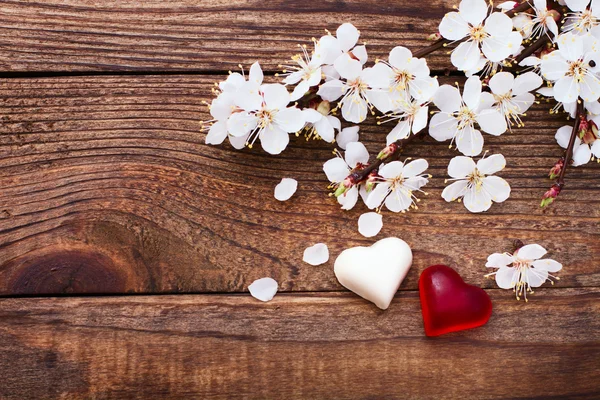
[419,265,492,337]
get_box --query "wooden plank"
[0,289,598,399]
[0,75,599,295]
[0,0,455,72]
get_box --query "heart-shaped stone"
[334,237,412,310]
[419,265,492,337]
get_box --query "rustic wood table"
[0,1,599,398]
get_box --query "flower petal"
[386,120,411,145]
[323,157,349,183]
[402,158,429,177]
[351,45,369,64]
[486,253,514,268]
[336,23,360,52]
[477,153,507,174]
[389,46,413,69]
[463,185,493,212]
[362,63,393,88]
[275,107,305,133]
[489,71,515,96]
[384,187,413,212]
[460,0,489,25]
[451,40,482,71]
[303,243,329,266]
[434,85,463,113]
[439,12,470,40]
[442,179,469,201]
[526,268,548,288]
[476,109,507,136]
[341,93,368,123]
[365,182,390,209]
[345,141,370,168]
[456,125,484,156]
[358,212,383,237]
[516,244,547,260]
[313,116,335,142]
[482,176,511,203]
[512,71,543,96]
[205,121,228,145]
[274,178,298,201]
[235,82,263,111]
[248,277,278,302]
[572,143,592,166]
[290,80,311,101]
[336,126,360,149]
[379,161,404,179]
[413,105,429,133]
[557,32,584,61]
[262,84,291,110]
[448,156,476,178]
[565,0,590,12]
[334,53,362,81]
[532,259,563,272]
[338,186,359,210]
[318,79,347,101]
[540,53,569,81]
[227,112,258,137]
[429,112,459,141]
[580,74,600,102]
[249,61,264,85]
[259,125,290,155]
[484,12,513,36]
[555,125,575,148]
[463,75,483,110]
[495,267,516,289]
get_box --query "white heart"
[334,237,413,310]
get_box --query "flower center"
[469,25,487,43]
[457,106,476,128]
[567,60,587,82]
[389,175,406,190]
[394,69,413,90]
[467,168,485,189]
[349,78,367,91]
[256,108,275,128]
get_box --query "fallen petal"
[358,212,383,237]
[274,178,298,201]
[248,277,278,302]
[303,243,329,265]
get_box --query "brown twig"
[558,101,584,188]
[514,34,552,65]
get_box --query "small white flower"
[488,71,542,128]
[373,46,439,103]
[274,178,298,201]
[227,83,306,155]
[281,44,323,101]
[302,108,341,142]
[303,243,329,265]
[438,0,522,71]
[514,0,559,39]
[315,23,368,66]
[555,119,600,165]
[485,244,562,301]
[563,0,600,35]
[358,212,383,237]
[442,154,511,213]
[323,142,370,210]
[336,126,360,149]
[248,277,278,302]
[317,53,392,123]
[381,92,430,145]
[429,76,507,156]
[539,32,600,104]
[365,159,430,212]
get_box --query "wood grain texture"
[0,289,598,399]
[0,0,456,72]
[0,75,599,295]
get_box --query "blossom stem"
[347,132,425,185]
[557,101,584,188]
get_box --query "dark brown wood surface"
[0,1,599,398]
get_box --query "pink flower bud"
[540,184,561,208]
[377,143,398,160]
[427,33,442,41]
[548,158,564,180]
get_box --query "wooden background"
[0,0,599,398]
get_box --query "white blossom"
[555,120,600,165]
[280,43,324,101]
[442,154,511,213]
[323,142,370,210]
[539,32,600,104]
[485,244,562,301]
[365,159,430,212]
[438,0,522,72]
[514,0,559,40]
[563,0,600,35]
[429,76,507,156]
[381,92,430,145]
[302,108,341,142]
[488,71,542,128]
[315,23,368,66]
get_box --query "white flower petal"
[572,143,592,166]
[205,121,228,145]
[323,157,350,183]
[334,53,362,81]
[303,108,322,124]
[249,62,264,85]
[275,107,305,133]
[484,12,513,36]
[516,244,547,260]
[219,72,245,92]
[512,71,543,96]
[235,82,263,111]
[429,112,459,141]
[413,105,429,133]
[290,80,311,101]
[262,84,291,110]
[410,76,439,102]
[210,92,235,120]
[477,154,506,175]
[451,40,482,71]
[389,46,413,69]
[526,268,548,288]
[481,35,513,63]
[303,243,329,266]
[365,183,390,209]
[358,212,383,237]
[532,259,563,272]
[227,112,258,137]
[336,23,360,52]
[259,125,290,155]
[365,89,394,114]
[486,253,514,268]
[460,0,489,25]
[315,35,342,65]
[341,93,368,123]
[519,56,541,67]
[591,139,600,157]
[345,141,370,168]
[338,185,359,210]
[448,156,476,178]
[351,45,368,64]
[402,158,429,177]
[362,63,393,88]
[456,125,484,156]
[379,161,404,179]
[476,109,507,136]
[557,33,584,61]
[489,71,515,96]
[248,277,278,302]
[336,126,360,149]
[482,176,511,203]
[495,267,516,289]
[498,1,517,10]
[228,133,249,149]
[384,188,412,212]
[386,120,411,145]
[313,117,335,142]
[555,125,575,148]
[463,75,483,110]
[565,0,590,12]
[540,54,569,81]
[580,74,600,102]
[439,12,470,40]
[433,85,462,113]
[274,178,298,201]
[442,179,469,201]
[463,185,492,212]
[318,79,347,101]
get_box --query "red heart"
[419,265,492,337]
